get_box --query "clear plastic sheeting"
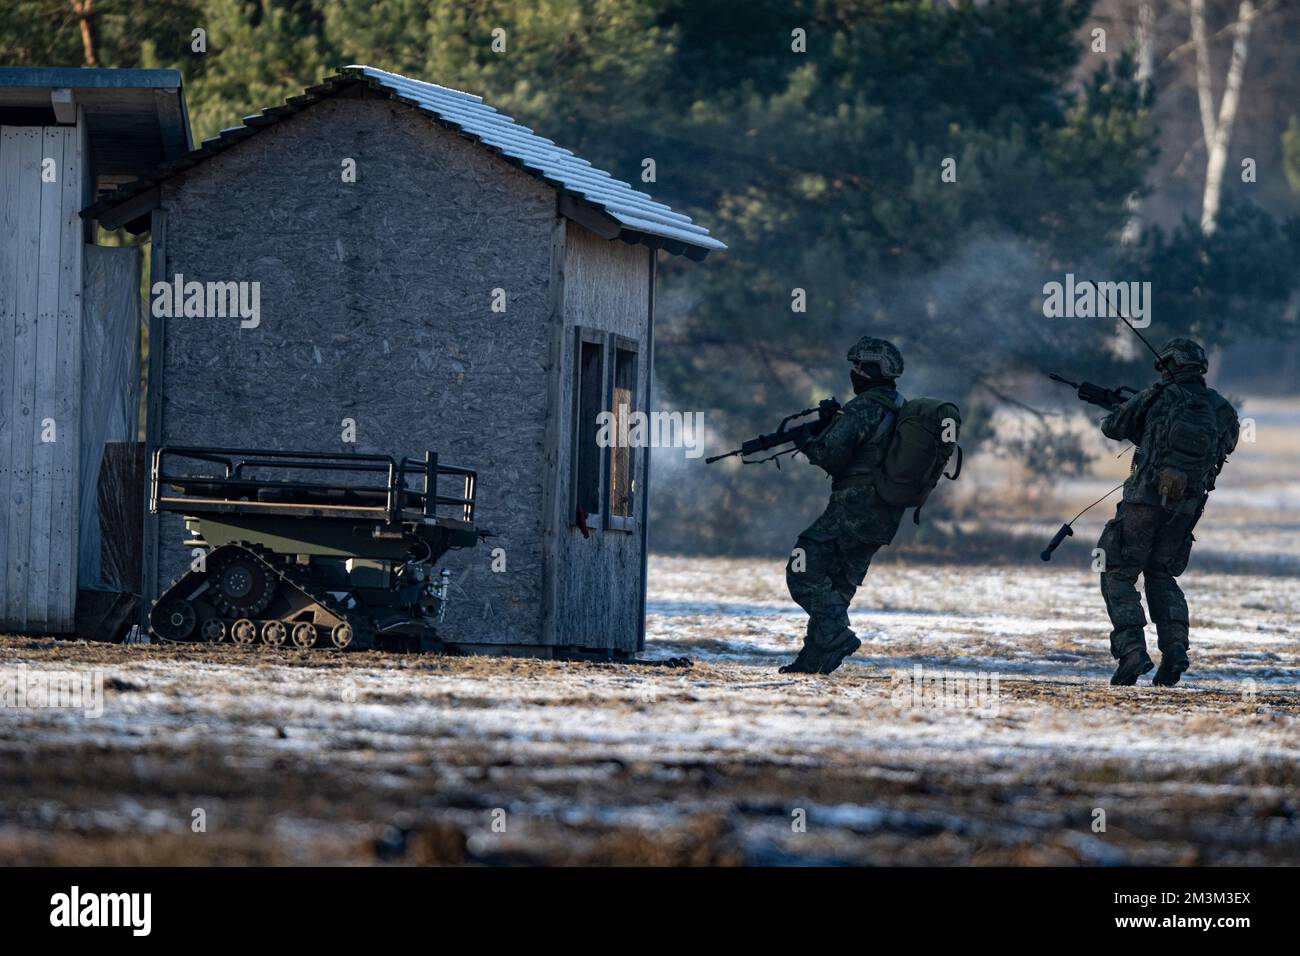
[79,243,142,589]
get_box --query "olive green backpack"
[1145,384,1221,505]
[865,394,963,523]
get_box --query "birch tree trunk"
[1122,0,1158,245]
[1135,0,1156,90]
[1191,0,1258,236]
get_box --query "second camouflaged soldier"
[1097,338,1239,687]
[781,337,908,674]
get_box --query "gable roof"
[83,65,724,259]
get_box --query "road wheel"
[231,618,257,645]
[261,620,287,647]
[291,623,318,649]
[154,601,197,641]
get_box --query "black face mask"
[1160,363,1207,384]
[851,369,893,394]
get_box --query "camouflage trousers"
[786,486,902,652]
[1096,501,1198,659]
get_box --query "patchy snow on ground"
[2,553,1297,866]
[649,559,1300,682]
[2,398,1296,866]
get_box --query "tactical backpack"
[866,394,962,523]
[1146,384,1220,505]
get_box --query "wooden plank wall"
[0,121,85,633]
[0,128,24,629]
[551,226,652,652]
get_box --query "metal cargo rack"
[150,445,477,528]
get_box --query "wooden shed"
[86,66,722,656]
[0,68,190,634]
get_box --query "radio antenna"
[1085,279,1166,367]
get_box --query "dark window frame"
[605,334,640,533]
[570,326,607,529]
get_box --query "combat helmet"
[847,336,904,378]
[1156,337,1208,374]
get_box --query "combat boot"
[1110,648,1154,686]
[779,643,821,674]
[816,629,862,675]
[1153,643,1190,687]
[780,630,861,674]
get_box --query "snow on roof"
[348,66,723,257]
[86,65,724,259]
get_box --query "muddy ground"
[2,556,1298,866]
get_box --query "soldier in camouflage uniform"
[780,337,907,674]
[1097,338,1239,686]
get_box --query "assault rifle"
[1039,371,1138,561]
[1039,279,1174,561]
[1047,373,1138,412]
[705,398,841,465]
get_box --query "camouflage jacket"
[1101,370,1239,515]
[802,385,902,482]
[787,386,903,546]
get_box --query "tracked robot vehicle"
[147,446,479,652]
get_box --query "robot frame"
[147,445,480,652]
